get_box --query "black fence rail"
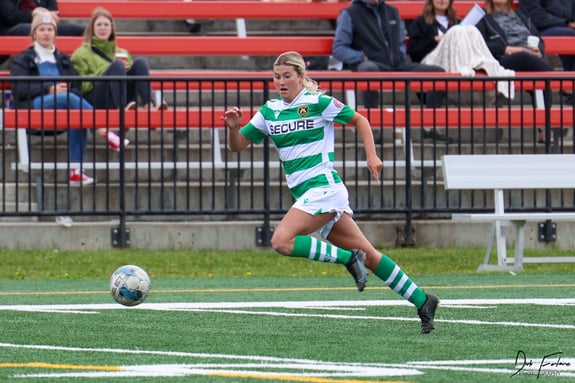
[1,73,574,246]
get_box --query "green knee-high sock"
[373,254,427,309]
[291,235,352,265]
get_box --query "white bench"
[442,154,575,271]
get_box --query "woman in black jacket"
[476,0,554,142]
[476,0,552,72]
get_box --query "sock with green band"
[291,235,352,265]
[373,254,427,309]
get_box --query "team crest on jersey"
[298,106,309,118]
[333,98,343,108]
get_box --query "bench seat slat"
[452,213,575,222]
[442,154,575,272]
[3,108,574,130]
[443,154,575,190]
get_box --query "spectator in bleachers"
[71,7,166,112]
[476,0,555,141]
[332,0,451,142]
[519,0,575,104]
[0,0,84,66]
[183,0,201,34]
[9,9,125,185]
[222,50,439,335]
[408,0,515,99]
[263,0,348,71]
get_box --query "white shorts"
[292,183,353,240]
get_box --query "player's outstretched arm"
[348,112,383,182]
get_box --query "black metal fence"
[1,73,574,245]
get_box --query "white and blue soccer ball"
[110,265,151,306]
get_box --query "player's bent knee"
[270,235,292,256]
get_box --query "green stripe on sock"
[291,235,351,264]
[373,254,427,309]
[292,235,313,259]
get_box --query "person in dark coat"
[519,0,575,103]
[332,0,450,142]
[519,0,575,71]
[0,0,83,36]
[10,9,124,184]
[0,0,84,66]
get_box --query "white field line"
[176,308,575,330]
[1,298,574,312]
[2,298,574,379]
[0,299,574,330]
[2,343,574,379]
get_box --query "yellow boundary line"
[211,371,410,383]
[0,283,574,297]
[0,362,410,383]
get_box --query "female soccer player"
[221,51,439,334]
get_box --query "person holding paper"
[408,0,515,98]
[460,3,487,26]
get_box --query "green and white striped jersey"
[240,89,355,199]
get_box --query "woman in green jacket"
[71,7,165,111]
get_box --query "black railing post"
[112,77,130,248]
[401,79,415,246]
[544,78,553,154]
[256,80,274,246]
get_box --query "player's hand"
[367,154,383,182]
[221,107,243,129]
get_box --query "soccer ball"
[109,265,151,306]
